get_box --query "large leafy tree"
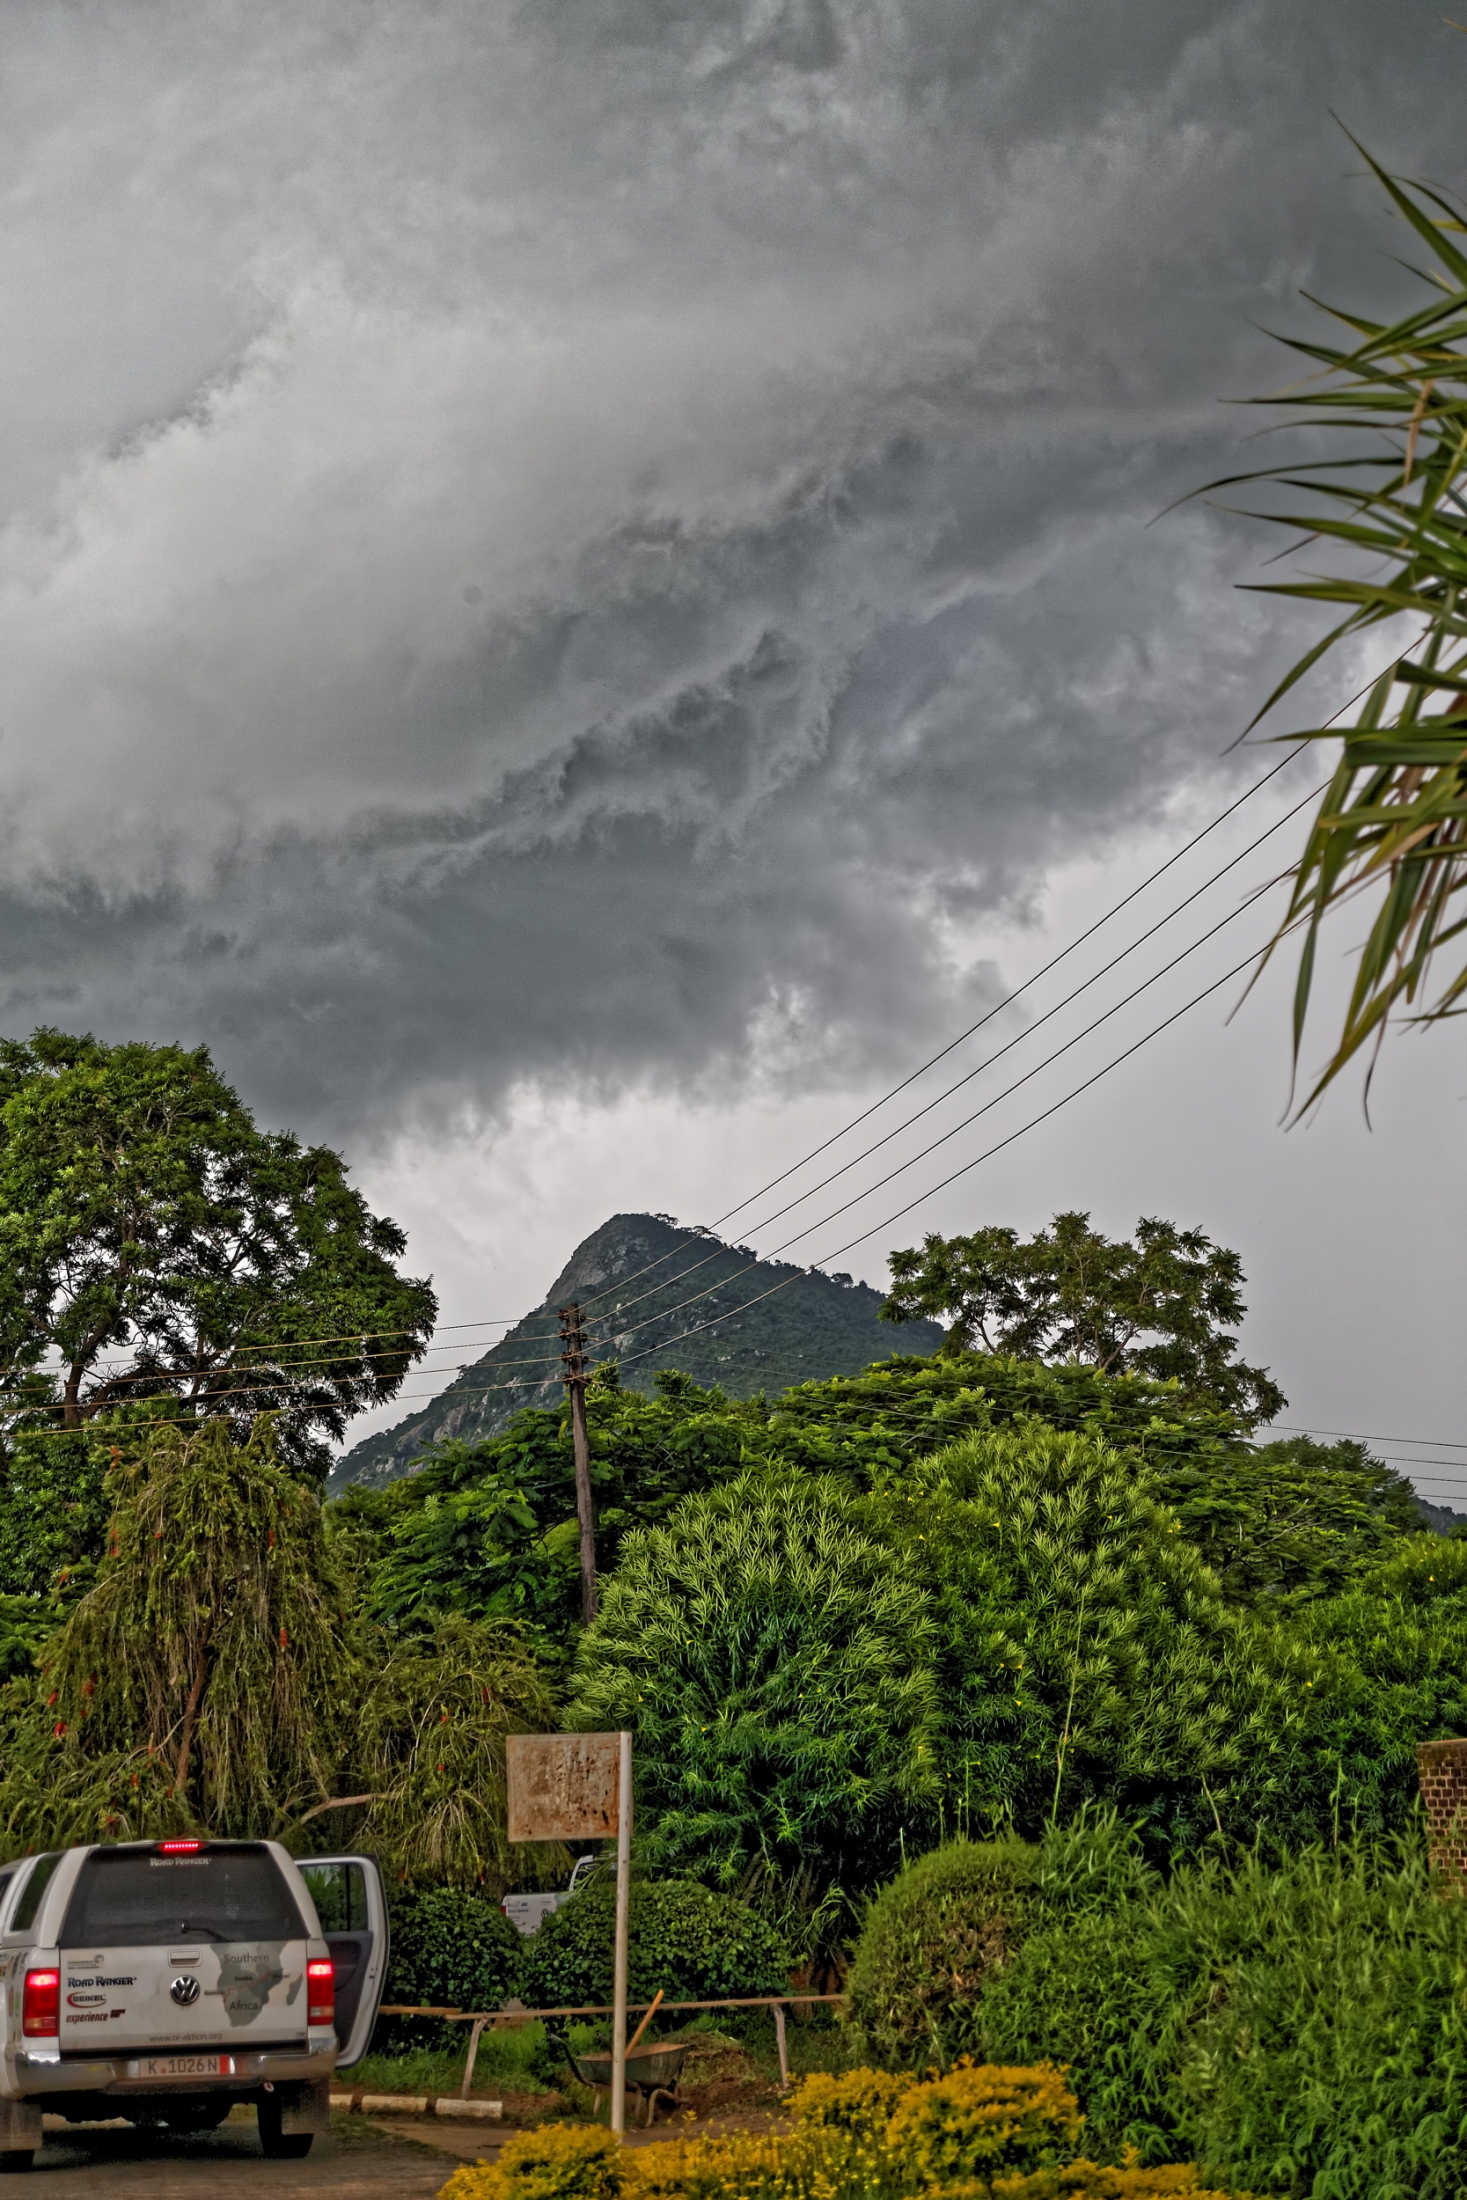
[1210,142,1467,1100]
[1162,1435,1423,1606]
[0,1029,436,1478]
[880,1212,1284,1427]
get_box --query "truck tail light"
[306,1958,334,2026]
[22,1968,59,2037]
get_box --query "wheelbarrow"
[568,2042,688,2126]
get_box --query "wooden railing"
[376,1992,844,2094]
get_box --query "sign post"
[610,1728,632,2132]
[505,1731,634,2134]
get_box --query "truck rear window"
[60,1846,305,1947]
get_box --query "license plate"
[129,2055,234,2079]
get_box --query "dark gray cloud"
[0,0,1459,1145]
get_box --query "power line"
[589,881,1284,1357]
[612,932,1279,1376]
[0,1335,569,1412]
[0,1332,568,1405]
[710,750,1309,1236]
[1266,1421,1467,1452]
[0,1312,549,1388]
[570,787,1321,1349]
[562,749,1314,1334]
[0,1367,568,1445]
[693,788,1321,1252]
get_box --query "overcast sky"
[2,0,1464,1493]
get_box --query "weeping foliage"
[340,1611,560,1889]
[0,1417,347,1845]
[0,1420,560,1884]
[1207,137,1467,1100]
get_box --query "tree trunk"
[174,1650,209,1801]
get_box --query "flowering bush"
[435,2066,1254,2200]
[438,2123,637,2200]
[986,2171,1249,2200]
[885,2062,1083,2181]
[788,2067,918,2136]
[632,2128,798,2200]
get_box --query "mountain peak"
[330,1210,941,1491]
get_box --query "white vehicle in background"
[501,1853,601,1937]
[0,1839,387,2171]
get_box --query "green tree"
[566,1469,943,1945]
[338,1611,559,1888]
[354,1369,762,1659]
[1160,1435,1422,1606]
[881,1213,1284,1427]
[1246,1534,1467,1843]
[0,1028,436,1479]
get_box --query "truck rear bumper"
[6,2045,336,2096]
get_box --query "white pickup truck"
[0,1838,387,2170]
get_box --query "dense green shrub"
[520,1876,790,2007]
[844,1817,1155,2074]
[1243,1534,1467,1844]
[872,1429,1288,1851]
[566,1471,941,1941]
[977,1834,1467,2198]
[843,1839,1038,2070]
[378,1884,524,2049]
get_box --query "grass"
[349,2022,553,2099]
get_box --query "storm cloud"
[0,0,1460,1145]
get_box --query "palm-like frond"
[1211,135,1467,1103]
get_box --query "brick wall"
[1418,1739,1467,1874]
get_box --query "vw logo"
[169,1974,201,2007]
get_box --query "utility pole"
[559,1302,598,1624]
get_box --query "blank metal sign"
[506,1732,623,1843]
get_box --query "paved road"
[17,2102,781,2195]
[14,2112,464,2197]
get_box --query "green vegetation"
[839,1818,1467,2194]
[349,1367,762,1668]
[975,1829,1467,2199]
[377,1884,527,2052]
[567,1472,941,1934]
[841,1839,1038,2070]
[0,1028,435,1484]
[881,1213,1282,1425]
[0,1058,1451,2191]
[0,1415,556,1881]
[347,2030,549,2098]
[520,1874,791,2008]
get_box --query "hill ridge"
[329,1210,942,1490]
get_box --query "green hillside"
[330,1211,944,1490]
